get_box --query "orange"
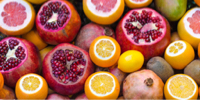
[84,71,120,99]
[83,0,124,25]
[22,29,47,50]
[0,72,4,90]
[125,0,153,8]
[89,36,121,67]
[198,42,200,58]
[164,74,198,99]
[195,0,200,7]
[164,40,195,70]
[15,73,48,99]
[40,46,54,61]
[26,0,47,5]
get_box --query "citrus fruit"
[164,40,195,70]
[195,0,200,7]
[125,0,153,9]
[83,0,124,25]
[40,46,55,61]
[26,0,47,5]
[22,29,47,50]
[177,7,200,49]
[164,74,198,99]
[15,73,48,99]
[0,0,35,36]
[0,72,4,90]
[118,50,144,73]
[89,36,121,67]
[84,71,120,99]
[198,42,200,58]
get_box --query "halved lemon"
[164,40,195,70]
[84,71,120,99]
[15,73,48,99]
[164,74,198,99]
[89,36,121,67]
[125,0,153,9]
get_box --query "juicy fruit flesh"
[187,10,200,34]
[169,42,183,54]
[1,2,27,27]
[51,49,86,83]
[169,76,195,98]
[91,0,117,12]
[0,39,26,71]
[132,0,145,2]
[124,10,164,44]
[22,76,40,91]
[39,1,70,30]
[96,40,114,58]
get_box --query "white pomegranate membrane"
[0,0,32,31]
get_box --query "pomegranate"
[75,93,88,100]
[46,93,70,100]
[36,0,81,45]
[0,37,40,88]
[123,69,164,99]
[116,8,171,61]
[75,23,115,52]
[0,85,16,99]
[43,43,94,95]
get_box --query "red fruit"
[47,93,70,100]
[116,8,171,61]
[75,93,88,100]
[75,23,115,52]
[43,43,94,95]
[0,37,40,88]
[0,85,16,99]
[123,69,164,99]
[36,0,81,45]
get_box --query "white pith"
[167,75,197,99]
[0,0,32,31]
[166,40,186,57]
[5,41,20,61]
[86,0,121,17]
[20,74,43,94]
[94,39,116,60]
[130,0,148,4]
[89,73,115,97]
[48,12,58,23]
[184,8,200,38]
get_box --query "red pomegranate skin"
[116,8,171,61]
[43,43,94,95]
[75,93,88,100]
[0,37,40,88]
[47,93,70,100]
[36,0,81,45]
[0,85,16,99]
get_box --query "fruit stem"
[144,78,153,86]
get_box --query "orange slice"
[89,36,121,67]
[15,73,48,99]
[83,0,124,25]
[164,40,195,70]
[125,0,153,8]
[84,71,120,99]
[164,74,198,99]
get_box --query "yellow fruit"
[26,0,47,5]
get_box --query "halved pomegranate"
[0,37,41,88]
[43,43,94,95]
[36,0,81,45]
[116,8,171,61]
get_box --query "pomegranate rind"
[116,8,171,61]
[0,0,35,36]
[125,0,153,9]
[36,0,81,45]
[43,43,94,95]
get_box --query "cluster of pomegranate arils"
[0,39,25,71]
[124,10,164,43]
[39,1,70,30]
[51,49,86,83]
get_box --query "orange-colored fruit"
[89,36,121,67]
[0,72,4,90]
[198,42,200,58]
[164,74,198,99]
[39,46,54,61]
[83,0,124,25]
[15,73,48,99]
[26,0,47,5]
[125,0,153,8]
[195,0,200,7]
[85,71,120,99]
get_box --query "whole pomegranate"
[75,93,88,100]
[43,43,94,95]
[36,0,81,45]
[123,69,164,99]
[116,8,171,61]
[47,93,70,100]
[0,37,40,88]
[75,23,115,52]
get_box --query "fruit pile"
[0,0,200,99]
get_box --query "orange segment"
[125,0,153,9]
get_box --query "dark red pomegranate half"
[36,0,81,45]
[0,37,40,88]
[116,8,171,61]
[43,43,94,95]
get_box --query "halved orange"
[83,0,124,25]
[15,73,48,99]
[178,7,200,49]
[164,40,195,70]
[84,71,120,99]
[164,74,198,99]
[89,36,121,67]
[125,0,153,8]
